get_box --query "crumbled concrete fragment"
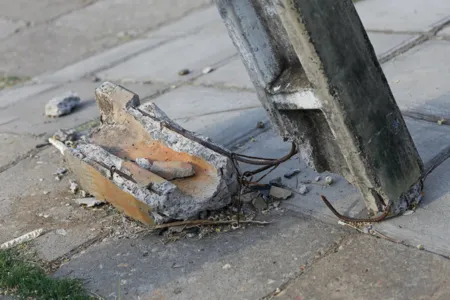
[45,92,80,117]
[315,176,321,182]
[270,186,292,200]
[135,158,195,180]
[284,169,301,179]
[53,129,76,143]
[222,264,232,270]
[69,180,79,194]
[325,176,334,185]
[54,167,67,176]
[74,197,104,208]
[298,185,308,195]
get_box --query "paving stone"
[0,133,41,170]
[279,235,450,300]
[355,0,450,32]
[195,32,417,90]
[374,158,450,258]
[150,85,260,120]
[37,38,166,83]
[383,40,450,119]
[0,18,25,39]
[97,31,236,84]
[0,83,55,109]
[179,107,267,148]
[0,80,164,135]
[55,0,212,41]
[438,25,450,36]
[0,147,107,245]
[0,0,94,23]
[55,212,349,299]
[146,6,220,38]
[33,225,99,261]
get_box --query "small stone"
[54,167,68,176]
[222,263,232,270]
[74,197,104,208]
[55,176,61,181]
[403,210,414,216]
[39,178,44,182]
[270,186,292,200]
[315,176,322,182]
[325,176,334,185]
[80,190,89,198]
[202,66,214,74]
[45,92,80,117]
[187,233,196,238]
[178,69,190,76]
[284,169,301,179]
[92,76,101,82]
[298,185,308,195]
[53,129,76,143]
[43,191,49,195]
[257,121,265,129]
[273,201,281,208]
[252,196,267,211]
[56,229,67,236]
[69,180,79,194]
[43,214,49,218]
[417,244,424,250]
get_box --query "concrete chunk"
[53,82,238,225]
[45,92,80,117]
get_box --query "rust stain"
[66,154,154,225]
[92,122,220,199]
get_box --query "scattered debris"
[298,185,308,195]
[403,210,414,216]
[222,264,232,270]
[53,129,77,144]
[325,176,334,185]
[55,229,67,236]
[135,158,195,180]
[284,169,301,179]
[315,176,322,182]
[0,228,44,249]
[257,121,265,129]
[178,69,190,76]
[252,196,267,211]
[54,167,68,176]
[417,244,424,250]
[269,186,292,200]
[202,66,214,74]
[43,191,49,195]
[74,197,104,208]
[69,180,79,194]
[45,92,80,117]
[269,177,282,186]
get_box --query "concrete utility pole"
[216,0,424,216]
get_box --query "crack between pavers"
[0,144,48,174]
[260,233,355,300]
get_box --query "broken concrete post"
[216,0,424,215]
[51,82,238,225]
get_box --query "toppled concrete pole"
[51,82,238,225]
[216,0,424,215]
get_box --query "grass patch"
[0,76,30,90]
[0,249,92,299]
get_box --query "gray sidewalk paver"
[375,158,450,257]
[355,0,450,32]
[55,212,349,300]
[438,25,450,36]
[0,0,94,24]
[0,133,40,170]
[278,235,450,300]
[37,38,166,84]
[383,39,450,120]
[149,85,260,120]
[0,80,164,135]
[0,18,25,39]
[97,31,236,84]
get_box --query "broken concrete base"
[50,82,238,225]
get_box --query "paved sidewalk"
[1,0,450,299]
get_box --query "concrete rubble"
[45,92,81,117]
[49,82,238,225]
